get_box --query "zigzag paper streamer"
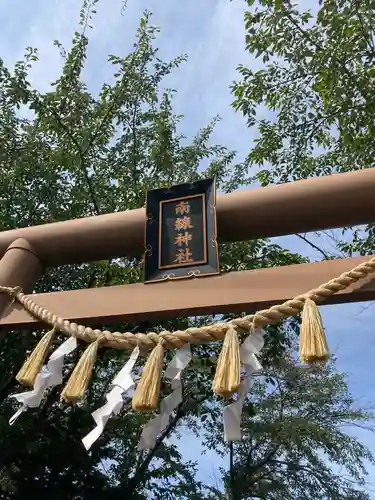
[82,346,140,451]
[138,343,191,450]
[9,336,78,425]
[223,329,265,442]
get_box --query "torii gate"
[0,167,374,330]
[3,167,375,448]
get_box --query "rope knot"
[97,333,107,346]
[158,333,168,347]
[8,286,23,298]
[51,324,60,335]
[253,312,264,331]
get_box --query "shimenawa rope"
[1,254,374,351]
[3,254,375,407]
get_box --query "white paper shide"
[9,336,78,425]
[138,343,192,450]
[223,329,265,442]
[82,346,140,451]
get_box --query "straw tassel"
[132,343,164,412]
[61,338,101,403]
[16,327,58,388]
[212,325,241,398]
[299,298,330,363]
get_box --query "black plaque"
[143,178,219,283]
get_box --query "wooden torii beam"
[0,168,375,328]
[0,167,374,265]
[1,256,374,329]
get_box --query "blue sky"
[1,0,375,495]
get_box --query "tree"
[232,0,375,255]
[227,0,375,496]
[204,353,375,500]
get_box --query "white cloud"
[0,0,256,159]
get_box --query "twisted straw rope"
[1,255,375,351]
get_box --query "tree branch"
[48,106,101,216]
[353,0,375,60]
[229,441,237,500]
[295,233,332,260]
[124,393,207,495]
[283,5,371,102]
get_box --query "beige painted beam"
[0,168,375,265]
[0,256,374,329]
